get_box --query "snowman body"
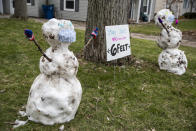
[26,19,82,125]
[155,9,187,75]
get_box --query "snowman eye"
[49,34,55,39]
[43,34,48,39]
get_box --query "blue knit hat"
[58,29,76,43]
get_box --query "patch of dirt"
[183,30,196,41]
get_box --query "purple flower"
[175,19,179,25]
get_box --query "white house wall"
[150,0,156,20]
[154,0,167,13]
[10,0,14,14]
[130,0,136,20]
[134,0,140,20]
[130,0,140,21]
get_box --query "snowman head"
[42,18,76,47]
[154,9,175,28]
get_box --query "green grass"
[130,19,196,36]
[0,18,196,130]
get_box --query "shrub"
[183,12,196,19]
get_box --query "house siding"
[180,0,196,15]
[39,0,46,17]
[130,0,141,21]
[150,0,156,20]
[50,0,88,21]
[0,0,3,14]
[2,0,10,14]
[154,0,167,13]
[166,0,196,17]
[27,0,46,17]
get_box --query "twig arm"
[84,37,93,49]
[33,39,52,62]
[160,22,170,35]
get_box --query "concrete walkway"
[131,33,196,48]
[2,17,195,48]
[0,15,11,18]
[30,18,196,48]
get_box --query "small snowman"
[154,9,187,75]
[26,18,82,125]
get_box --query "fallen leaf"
[0,89,6,93]
[107,116,110,121]
[59,125,64,131]
[18,111,26,117]
[109,97,115,104]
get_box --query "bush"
[183,12,196,19]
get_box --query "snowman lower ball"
[26,18,82,125]
[158,49,187,75]
[155,9,188,75]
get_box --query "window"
[60,0,79,12]
[27,0,31,5]
[64,0,75,11]
[194,1,196,8]
[183,0,189,9]
[143,0,149,14]
[13,0,15,8]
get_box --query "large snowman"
[154,9,188,75]
[26,18,82,125]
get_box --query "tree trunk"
[84,0,131,64]
[14,0,27,20]
[190,0,193,13]
[127,0,132,23]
